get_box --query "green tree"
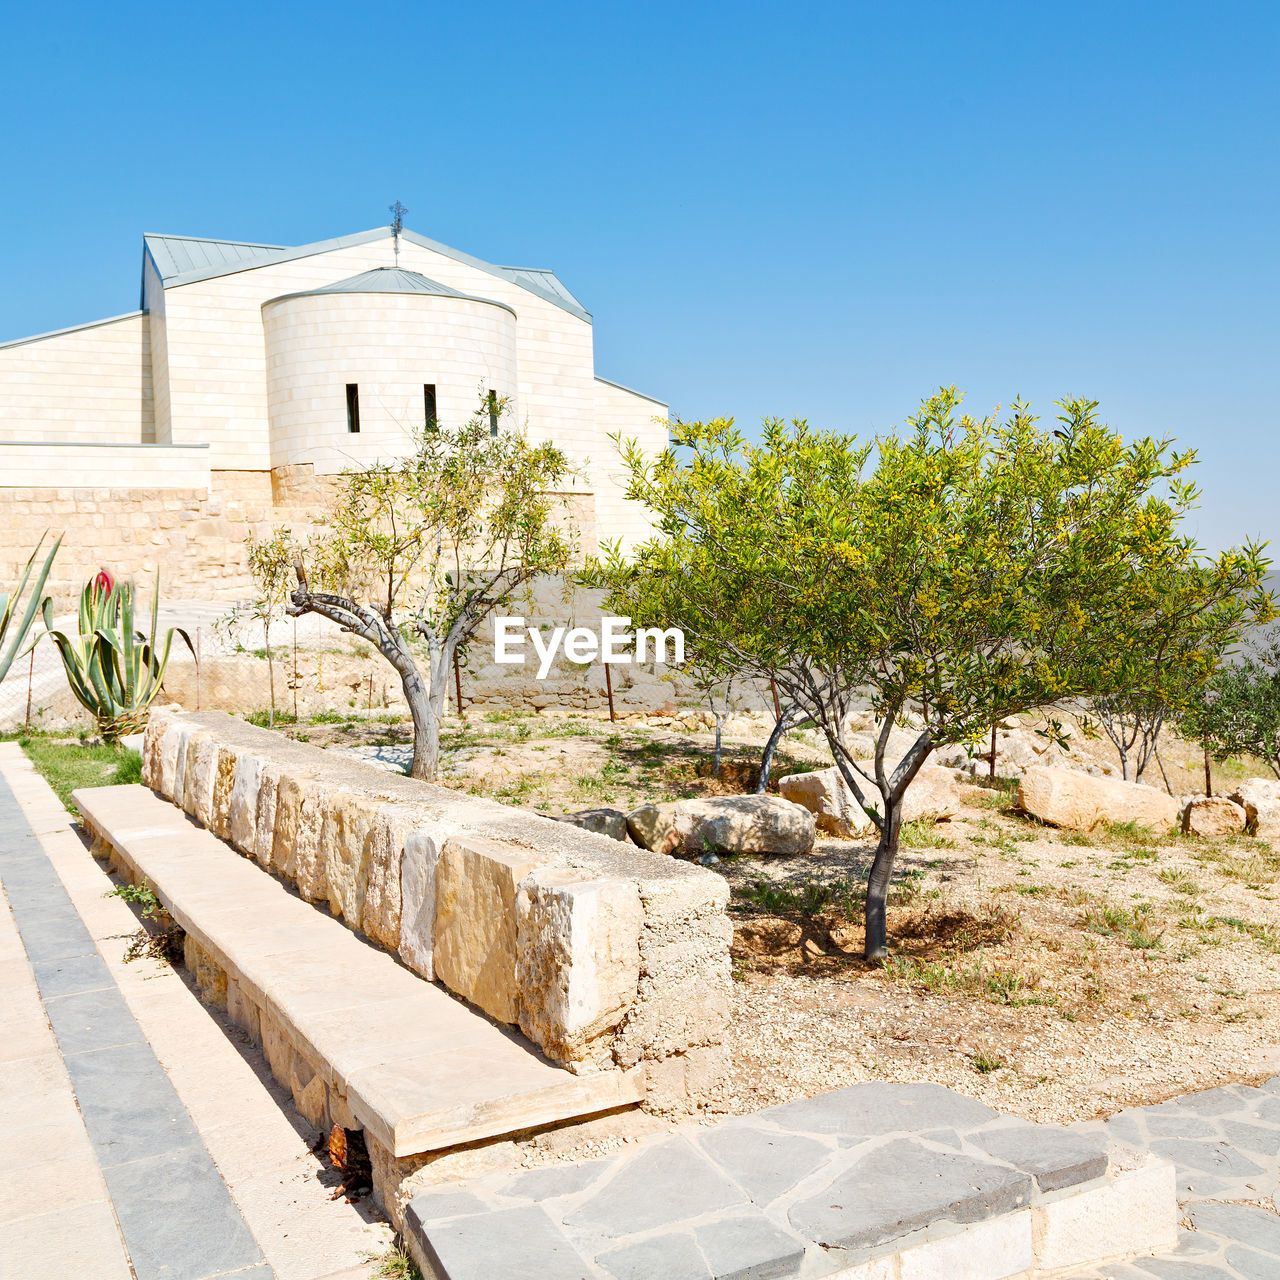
[1176,636,1280,784]
[1082,564,1253,785]
[288,398,578,781]
[592,390,1272,958]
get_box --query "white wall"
[261,291,518,472]
[0,313,154,444]
[591,378,669,550]
[0,442,210,489]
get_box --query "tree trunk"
[864,798,901,960]
[1204,746,1212,797]
[411,639,450,782]
[712,718,723,777]
[756,707,794,793]
[265,620,275,728]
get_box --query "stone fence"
[141,709,732,1105]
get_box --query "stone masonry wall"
[141,709,732,1105]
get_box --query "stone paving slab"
[405,1081,1131,1278]
[0,767,268,1280]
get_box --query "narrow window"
[345,383,361,434]
[487,389,498,437]
[423,383,438,430]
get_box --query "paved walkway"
[0,745,388,1280]
[1071,1083,1280,1278]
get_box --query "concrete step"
[73,784,643,1158]
[402,1082,1179,1280]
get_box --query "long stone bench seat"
[73,784,645,1159]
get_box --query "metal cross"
[389,200,408,265]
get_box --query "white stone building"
[0,225,668,554]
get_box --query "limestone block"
[181,732,219,827]
[434,837,542,1025]
[626,802,681,853]
[141,708,176,789]
[361,805,409,952]
[251,762,280,868]
[1228,779,1280,839]
[399,827,441,980]
[295,785,329,903]
[225,978,261,1041]
[271,773,306,880]
[644,1043,731,1111]
[1033,1153,1177,1271]
[1181,794,1247,837]
[900,765,961,823]
[227,752,264,855]
[259,1005,297,1091]
[183,935,227,1008]
[158,718,194,800]
[673,795,816,856]
[516,871,643,1065]
[320,790,383,929]
[777,768,874,837]
[209,746,238,840]
[1017,765,1180,832]
[615,872,732,1066]
[289,1052,330,1130]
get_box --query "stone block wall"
[141,708,732,1105]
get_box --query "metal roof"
[264,267,515,315]
[140,227,591,322]
[143,234,286,281]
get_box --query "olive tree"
[288,401,577,780]
[592,390,1271,958]
[1176,635,1280,785]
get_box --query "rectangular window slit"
[488,389,498,437]
[345,383,360,434]
[424,383,437,430]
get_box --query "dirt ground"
[284,709,1280,1128]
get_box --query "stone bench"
[74,783,644,1222]
[138,709,731,1106]
[402,1082,1178,1280]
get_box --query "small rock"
[1228,779,1280,839]
[558,807,630,842]
[673,794,816,856]
[1181,795,1247,837]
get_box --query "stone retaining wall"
[141,708,732,1104]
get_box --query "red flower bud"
[91,569,114,596]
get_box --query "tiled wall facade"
[0,313,154,443]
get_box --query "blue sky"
[1,1,1276,553]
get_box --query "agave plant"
[0,533,62,684]
[47,571,193,742]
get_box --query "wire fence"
[0,597,744,736]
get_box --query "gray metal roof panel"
[263,267,515,315]
[143,234,286,281]
[139,227,592,323]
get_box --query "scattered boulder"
[1180,795,1247,837]
[777,768,874,837]
[558,808,631,842]
[1227,780,1280,839]
[626,802,681,853]
[672,795,815,856]
[1017,765,1179,832]
[900,766,961,823]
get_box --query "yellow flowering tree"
[591,389,1272,958]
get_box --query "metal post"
[24,645,35,733]
[604,660,616,723]
[989,721,997,781]
[453,652,464,719]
